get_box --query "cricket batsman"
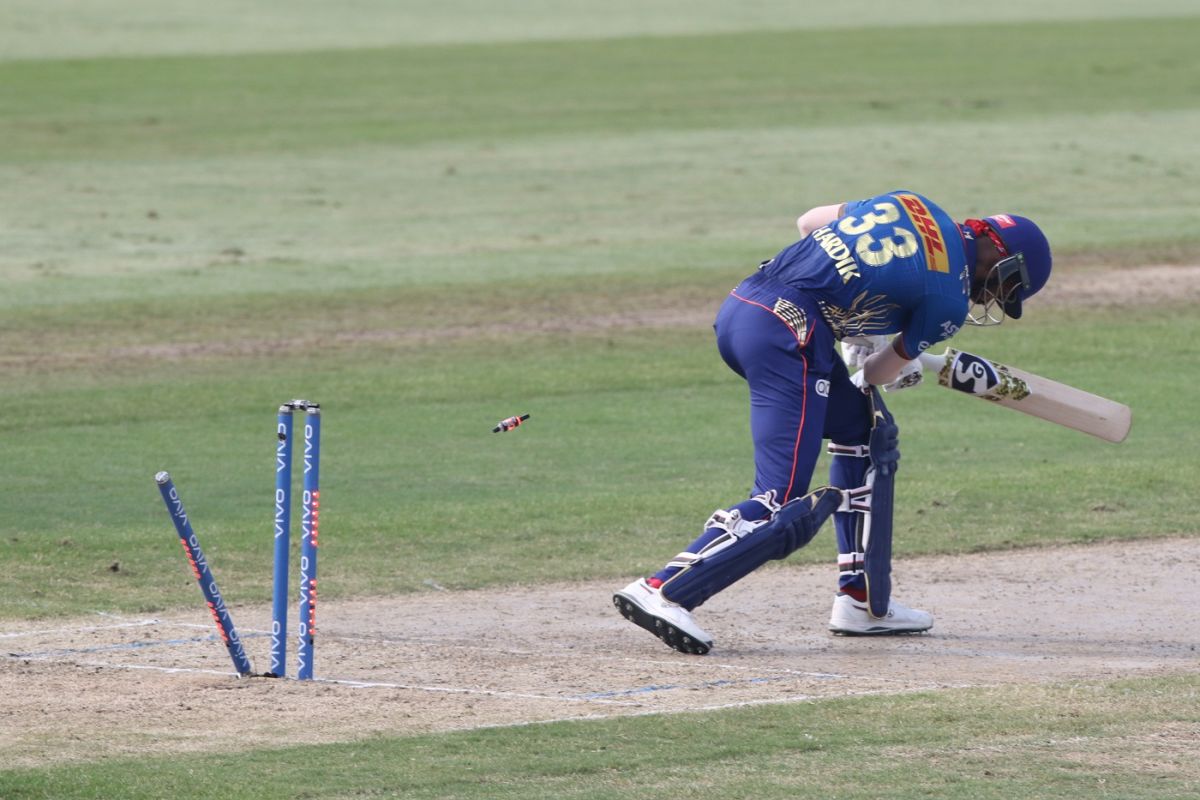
[614,190,1052,654]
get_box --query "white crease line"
[93,619,257,634]
[6,622,948,695]
[72,660,240,677]
[62,656,972,709]
[19,655,644,707]
[292,636,920,688]
[55,663,1005,734]
[302,632,950,687]
[0,619,162,639]
[8,625,917,691]
[86,624,545,659]
[152,621,219,631]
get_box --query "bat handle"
[917,350,949,371]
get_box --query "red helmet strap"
[963,218,1009,257]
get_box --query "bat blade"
[917,348,1131,443]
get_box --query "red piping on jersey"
[729,289,811,502]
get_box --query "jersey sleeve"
[841,189,917,221]
[895,294,967,359]
[840,197,872,218]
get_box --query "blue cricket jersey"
[761,190,973,358]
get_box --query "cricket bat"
[916,348,1132,443]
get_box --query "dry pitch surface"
[3,538,1197,767]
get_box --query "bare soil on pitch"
[3,536,1198,767]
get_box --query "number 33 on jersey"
[763,190,972,357]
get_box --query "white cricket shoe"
[828,592,933,635]
[613,578,713,655]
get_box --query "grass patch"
[0,306,1192,618]
[4,18,1200,162]
[2,674,1196,799]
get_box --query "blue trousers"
[653,270,872,592]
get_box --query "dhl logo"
[895,193,949,273]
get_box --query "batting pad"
[661,487,843,610]
[864,389,899,618]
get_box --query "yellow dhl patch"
[895,193,949,273]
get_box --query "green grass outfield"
[2,2,1199,797]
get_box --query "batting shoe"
[613,578,713,655]
[828,592,933,635]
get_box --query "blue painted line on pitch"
[573,674,790,700]
[7,631,269,660]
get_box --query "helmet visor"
[995,253,1032,319]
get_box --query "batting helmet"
[982,214,1052,319]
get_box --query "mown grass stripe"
[2,17,1198,161]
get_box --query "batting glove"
[841,335,888,371]
[882,359,924,392]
